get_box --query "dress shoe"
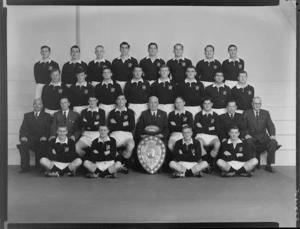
[265,165,276,173]
[276,144,282,151]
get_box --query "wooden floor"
[7,166,296,227]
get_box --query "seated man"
[178,65,204,118]
[204,71,231,115]
[42,68,68,116]
[194,96,221,167]
[68,66,94,115]
[169,125,209,178]
[40,125,82,177]
[124,65,151,123]
[217,125,258,177]
[95,67,122,120]
[168,96,193,152]
[219,100,244,143]
[76,95,105,157]
[17,98,51,173]
[108,94,135,174]
[243,96,281,173]
[83,125,122,178]
[231,70,254,113]
[137,96,170,167]
[151,65,177,115]
[50,97,80,142]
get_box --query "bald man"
[243,96,281,173]
[17,99,52,172]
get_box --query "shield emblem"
[137,136,166,174]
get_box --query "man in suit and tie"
[137,96,170,168]
[17,98,52,173]
[49,97,80,142]
[243,96,281,173]
[219,100,244,143]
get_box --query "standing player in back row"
[62,45,88,88]
[34,45,59,99]
[222,44,245,88]
[151,65,177,115]
[87,45,112,87]
[139,42,165,85]
[195,45,222,88]
[112,42,138,91]
[167,43,192,85]
[231,70,254,113]
[178,66,204,118]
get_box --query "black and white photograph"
[0,0,297,228]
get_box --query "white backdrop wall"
[7,5,296,165]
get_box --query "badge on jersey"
[102,65,107,68]
[96,115,100,120]
[142,85,146,90]
[111,88,115,92]
[48,66,53,71]
[179,149,183,154]
[182,62,186,67]
[106,144,110,150]
[239,64,243,69]
[128,63,133,68]
[65,147,69,152]
[183,117,187,122]
[195,86,199,90]
[58,89,63,94]
[248,91,252,95]
[239,147,243,152]
[223,91,227,95]
[168,85,173,90]
[211,119,215,124]
[213,65,217,69]
[84,89,88,94]
[157,62,161,67]
[124,115,128,120]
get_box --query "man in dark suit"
[137,96,170,167]
[243,96,281,173]
[17,98,52,173]
[49,97,80,142]
[219,100,244,143]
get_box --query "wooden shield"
[137,136,166,174]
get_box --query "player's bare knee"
[115,161,122,170]
[169,160,176,168]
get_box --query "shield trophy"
[137,136,166,174]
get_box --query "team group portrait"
[18,41,282,179]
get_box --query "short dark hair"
[76,66,87,75]
[228,44,237,51]
[148,42,158,49]
[50,68,60,75]
[186,65,197,72]
[133,65,144,72]
[174,43,184,49]
[227,100,237,106]
[57,125,68,130]
[102,67,112,73]
[215,70,224,76]
[41,45,51,52]
[120,42,130,48]
[88,94,98,100]
[239,70,248,76]
[71,45,80,52]
[228,125,239,132]
[60,97,70,103]
[159,64,169,71]
[202,96,213,104]
[182,125,192,132]
[204,45,214,52]
[175,96,185,102]
[99,124,109,130]
[116,93,126,100]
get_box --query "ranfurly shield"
[137,136,166,174]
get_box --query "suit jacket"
[242,109,276,143]
[19,111,52,141]
[219,112,244,140]
[137,109,169,139]
[51,110,81,140]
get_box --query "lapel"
[248,110,258,129]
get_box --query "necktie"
[233,61,236,66]
[117,111,121,117]
[230,114,233,119]
[63,111,67,124]
[35,112,38,120]
[72,63,76,68]
[255,111,259,119]
[97,62,100,68]
[152,112,156,123]
[188,82,192,87]
[183,143,188,151]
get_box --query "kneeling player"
[169,126,208,178]
[217,125,258,177]
[168,96,193,152]
[108,94,135,173]
[83,125,122,178]
[40,125,82,177]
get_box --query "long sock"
[94,168,101,174]
[185,169,193,177]
[50,165,60,172]
[100,169,111,178]
[236,167,247,175]
[228,166,236,173]
[62,166,71,174]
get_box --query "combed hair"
[41,45,51,51]
[228,44,237,50]
[71,45,80,52]
[204,45,214,52]
[50,68,60,75]
[228,125,239,132]
[148,42,158,49]
[120,41,130,48]
[76,66,87,75]
[173,43,184,49]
